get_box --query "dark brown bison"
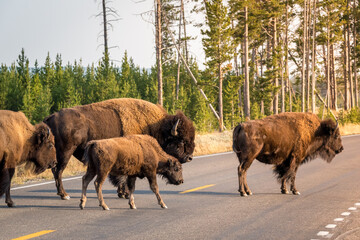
[0,110,57,207]
[44,98,194,200]
[79,135,183,210]
[232,112,344,196]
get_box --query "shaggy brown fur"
[232,112,343,196]
[0,110,57,207]
[79,135,183,210]
[44,98,195,200]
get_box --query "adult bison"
[80,135,184,211]
[232,112,343,196]
[44,98,195,200]
[0,110,57,207]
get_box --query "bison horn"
[171,119,180,136]
[47,127,51,139]
[335,118,339,130]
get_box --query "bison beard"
[44,98,195,200]
[233,112,344,196]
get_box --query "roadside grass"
[11,123,359,186]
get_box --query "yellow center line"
[12,230,56,240]
[180,184,216,194]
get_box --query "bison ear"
[320,119,337,136]
[167,159,174,166]
[37,125,51,145]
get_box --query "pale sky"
[0,0,205,69]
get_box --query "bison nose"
[177,179,184,185]
[187,155,193,162]
[336,146,344,154]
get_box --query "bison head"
[162,158,184,185]
[31,123,57,174]
[318,119,344,162]
[160,112,195,164]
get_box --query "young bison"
[80,135,184,211]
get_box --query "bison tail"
[232,124,243,153]
[81,142,95,165]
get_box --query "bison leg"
[117,176,130,199]
[280,178,289,194]
[52,149,75,200]
[147,174,167,209]
[237,159,254,197]
[4,168,15,207]
[290,166,300,195]
[94,173,109,210]
[79,165,96,210]
[127,176,137,209]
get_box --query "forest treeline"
[1,0,360,132]
[0,49,219,132]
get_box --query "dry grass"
[11,123,359,185]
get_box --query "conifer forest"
[1,0,360,132]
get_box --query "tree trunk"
[244,6,250,120]
[102,0,108,56]
[301,0,307,112]
[273,17,279,114]
[326,10,331,110]
[286,0,291,112]
[306,0,311,112]
[180,0,189,62]
[354,0,358,107]
[311,0,317,113]
[347,0,354,108]
[331,43,338,110]
[176,2,182,101]
[219,62,223,132]
[156,0,163,106]
[344,25,349,110]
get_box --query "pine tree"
[202,0,234,131]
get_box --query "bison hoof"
[101,205,110,210]
[246,191,253,196]
[240,192,248,197]
[118,193,130,199]
[6,202,15,208]
[161,204,168,209]
[292,191,301,195]
[61,195,70,200]
[281,189,289,194]
[130,205,137,209]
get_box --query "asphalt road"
[1,135,360,240]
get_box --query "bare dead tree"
[311,0,317,113]
[244,6,250,120]
[95,0,121,58]
[301,0,307,112]
[155,0,163,106]
[354,0,358,107]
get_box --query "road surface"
[1,135,360,240]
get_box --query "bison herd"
[0,98,344,209]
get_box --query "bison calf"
[0,110,57,207]
[233,112,343,196]
[79,135,184,210]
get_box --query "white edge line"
[10,152,233,191]
[194,151,233,159]
[11,176,82,191]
